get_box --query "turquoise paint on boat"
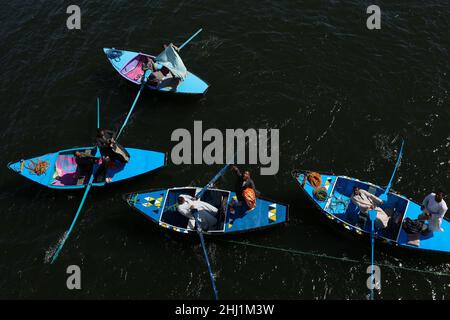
[293,170,450,254]
[104,48,209,95]
[7,146,166,189]
[124,187,288,235]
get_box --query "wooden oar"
[51,162,98,264]
[196,133,256,200]
[116,69,151,140]
[368,209,377,300]
[97,97,100,129]
[50,99,103,263]
[115,29,204,140]
[190,157,239,299]
[178,28,203,50]
[196,163,232,200]
[379,139,405,202]
[194,216,219,300]
[192,136,254,300]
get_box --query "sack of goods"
[243,188,257,210]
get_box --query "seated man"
[143,57,166,87]
[74,151,95,177]
[74,151,112,183]
[150,43,185,90]
[421,190,447,232]
[351,186,390,230]
[177,194,219,231]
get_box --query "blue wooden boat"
[124,186,289,235]
[103,48,209,95]
[7,147,166,189]
[293,170,450,254]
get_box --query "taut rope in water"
[215,239,450,278]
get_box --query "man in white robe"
[177,194,218,230]
[421,191,447,232]
[351,186,390,229]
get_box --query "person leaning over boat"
[95,129,130,163]
[420,190,447,232]
[351,186,390,230]
[177,195,219,231]
[229,166,258,212]
[74,151,96,177]
[94,129,130,183]
[144,43,182,89]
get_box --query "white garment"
[177,194,218,219]
[351,189,389,229]
[422,193,448,232]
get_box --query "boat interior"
[50,148,124,186]
[326,177,408,240]
[120,54,148,81]
[160,188,229,231]
[120,54,179,90]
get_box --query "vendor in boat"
[230,166,258,212]
[143,57,165,86]
[351,186,390,230]
[177,194,219,231]
[74,151,112,183]
[143,43,183,89]
[94,128,130,183]
[74,151,95,177]
[420,190,447,232]
[95,128,130,163]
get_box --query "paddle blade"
[369,209,377,222]
[379,193,388,202]
[50,175,95,264]
[197,228,219,300]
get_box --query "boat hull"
[124,186,289,235]
[8,147,166,189]
[293,170,450,255]
[103,48,209,95]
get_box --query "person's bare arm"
[231,166,242,177]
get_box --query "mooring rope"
[215,239,450,278]
[25,159,49,175]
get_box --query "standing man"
[230,166,257,211]
[421,190,447,232]
[95,128,130,163]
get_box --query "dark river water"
[1,1,450,299]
